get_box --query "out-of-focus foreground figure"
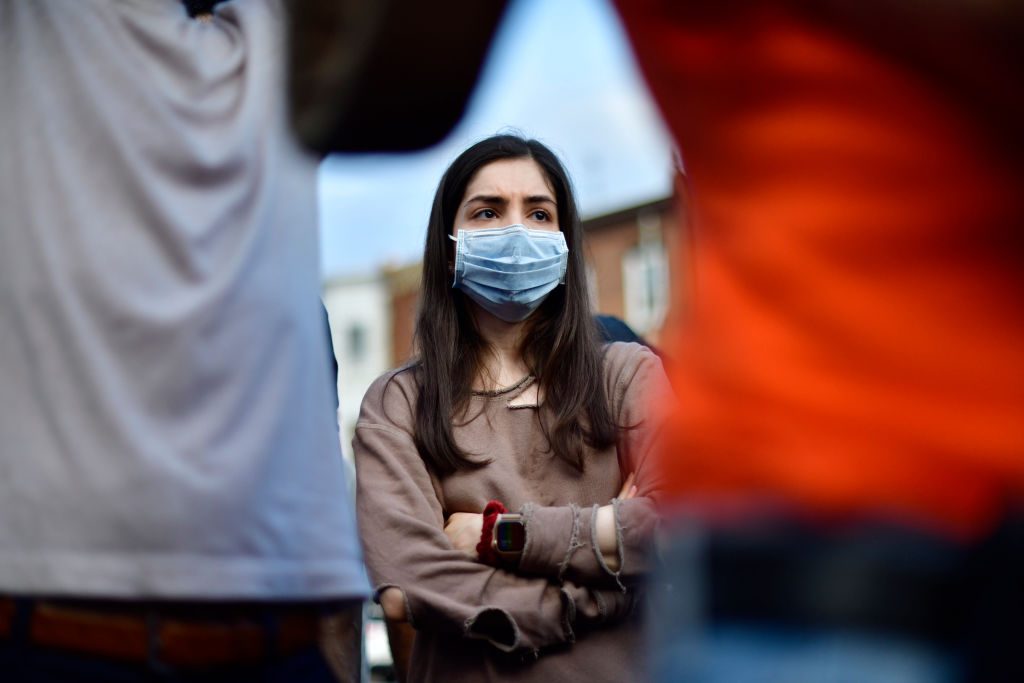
[610,2,1024,681]
[0,1,369,680]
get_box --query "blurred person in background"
[290,1,1023,681]
[0,0,378,679]
[351,134,674,681]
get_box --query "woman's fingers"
[617,471,636,499]
[444,512,484,559]
[379,587,408,622]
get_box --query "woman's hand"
[444,512,484,559]
[595,472,638,572]
[617,471,637,501]
[379,586,408,622]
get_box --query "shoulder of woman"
[358,361,421,429]
[602,341,668,402]
[602,341,659,376]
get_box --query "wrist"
[379,587,408,622]
[476,500,507,564]
[595,504,621,571]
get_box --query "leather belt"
[0,598,327,666]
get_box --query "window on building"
[585,262,600,313]
[347,324,367,363]
[622,211,668,335]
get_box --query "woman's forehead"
[464,158,556,200]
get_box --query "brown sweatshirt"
[353,342,674,682]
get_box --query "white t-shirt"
[0,0,368,599]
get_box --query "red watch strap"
[476,500,507,565]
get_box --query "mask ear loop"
[448,232,461,287]
[557,235,569,285]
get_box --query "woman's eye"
[530,210,550,221]
[475,209,497,219]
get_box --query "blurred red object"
[614,1,1024,539]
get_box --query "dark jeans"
[646,512,1024,683]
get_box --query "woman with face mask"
[352,135,674,681]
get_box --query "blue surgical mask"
[450,224,569,323]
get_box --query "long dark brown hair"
[408,134,617,474]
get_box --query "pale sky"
[317,0,674,279]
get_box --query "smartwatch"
[491,513,526,562]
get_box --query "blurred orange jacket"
[614,1,1024,539]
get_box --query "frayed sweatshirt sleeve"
[353,372,631,654]
[517,344,675,588]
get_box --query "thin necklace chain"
[472,374,536,397]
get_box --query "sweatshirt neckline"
[471,374,536,401]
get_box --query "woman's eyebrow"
[462,194,556,208]
[526,194,556,206]
[463,194,507,208]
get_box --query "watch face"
[495,520,526,552]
